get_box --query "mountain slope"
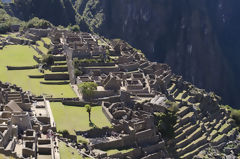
[74,0,240,107]
[4,0,240,107]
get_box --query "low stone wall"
[33,55,41,63]
[62,100,95,107]
[41,39,50,49]
[40,81,69,85]
[94,90,116,99]
[53,55,66,61]
[33,46,44,56]
[51,66,68,72]
[46,98,79,102]
[76,127,112,138]
[44,73,69,80]
[28,75,44,78]
[7,65,38,70]
[102,105,114,123]
[37,116,50,124]
[83,66,119,74]
[79,63,115,67]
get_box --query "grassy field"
[50,102,112,134]
[0,45,76,97]
[59,141,83,159]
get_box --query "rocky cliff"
[5,0,240,107]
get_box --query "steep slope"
[74,0,240,107]
[3,0,240,107]
[6,0,76,26]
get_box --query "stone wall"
[51,66,68,72]
[44,73,69,80]
[33,55,41,63]
[7,65,38,70]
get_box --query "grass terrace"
[42,37,51,45]
[59,141,84,159]
[104,148,134,156]
[0,45,76,97]
[36,41,48,54]
[50,102,112,134]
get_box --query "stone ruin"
[0,81,56,158]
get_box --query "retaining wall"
[44,73,69,80]
[7,65,38,70]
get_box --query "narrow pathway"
[71,84,83,101]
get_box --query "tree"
[85,104,92,122]
[78,82,97,99]
[42,54,54,66]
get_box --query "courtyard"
[50,102,112,134]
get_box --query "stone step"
[176,106,190,118]
[175,123,199,143]
[175,122,191,136]
[8,94,21,97]
[218,121,232,134]
[180,143,209,159]
[177,133,207,157]
[167,83,176,94]
[175,90,187,100]
[176,126,203,149]
[211,134,227,146]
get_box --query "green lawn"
[59,141,83,159]
[0,154,15,159]
[0,45,76,98]
[50,102,112,134]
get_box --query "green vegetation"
[155,110,177,139]
[36,41,48,54]
[42,37,51,45]
[74,68,83,76]
[0,45,76,97]
[25,17,52,29]
[0,9,24,34]
[59,141,83,159]
[78,82,97,99]
[223,105,240,127]
[42,54,54,66]
[50,102,111,134]
[85,104,92,122]
[165,100,179,113]
[104,148,134,156]
[68,24,80,32]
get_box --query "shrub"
[68,24,80,32]
[42,54,54,66]
[74,68,82,76]
[223,105,240,127]
[165,100,179,113]
[26,17,52,29]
